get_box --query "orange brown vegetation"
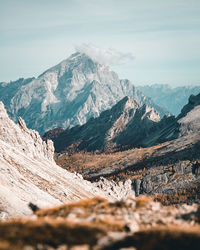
[36,197,131,232]
[154,181,200,206]
[55,144,161,181]
[36,197,132,218]
[135,196,154,208]
[0,197,136,249]
[0,218,105,249]
[36,196,107,218]
[102,226,200,250]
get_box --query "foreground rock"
[0,196,199,249]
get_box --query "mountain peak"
[0,52,167,134]
[68,51,95,62]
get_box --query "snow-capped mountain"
[43,96,161,152]
[138,84,200,116]
[0,52,167,134]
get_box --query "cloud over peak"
[75,44,134,65]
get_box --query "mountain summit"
[0,52,166,134]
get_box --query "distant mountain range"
[138,84,200,116]
[0,52,167,135]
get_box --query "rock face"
[177,93,200,136]
[0,102,54,161]
[0,52,166,134]
[138,84,200,116]
[43,96,161,152]
[0,102,120,219]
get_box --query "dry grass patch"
[36,197,107,218]
[36,197,132,219]
[102,225,200,250]
[154,181,200,206]
[135,196,154,208]
[0,218,106,249]
[35,197,132,233]
[54,145,161,181]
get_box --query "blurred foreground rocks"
[0,196,199,249]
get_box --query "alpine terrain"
[0,52,167,134]
[53,93,200,205]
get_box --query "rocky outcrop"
[0,102,54,161]
[95,177,135,200]
[113,103,161,148]
[0,52,167,134]
[43,96,161,152]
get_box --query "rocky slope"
[56,133,200,202]
[138,84,200,116]
[43,96,161,152]
[0,52,166,134]
[0,102,125,220]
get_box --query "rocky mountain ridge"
[45,86,200,154]
[43,96,161,152]
[0,52,167,134]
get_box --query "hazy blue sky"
[1,0,200,86]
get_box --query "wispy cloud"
[75,43,134,65]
